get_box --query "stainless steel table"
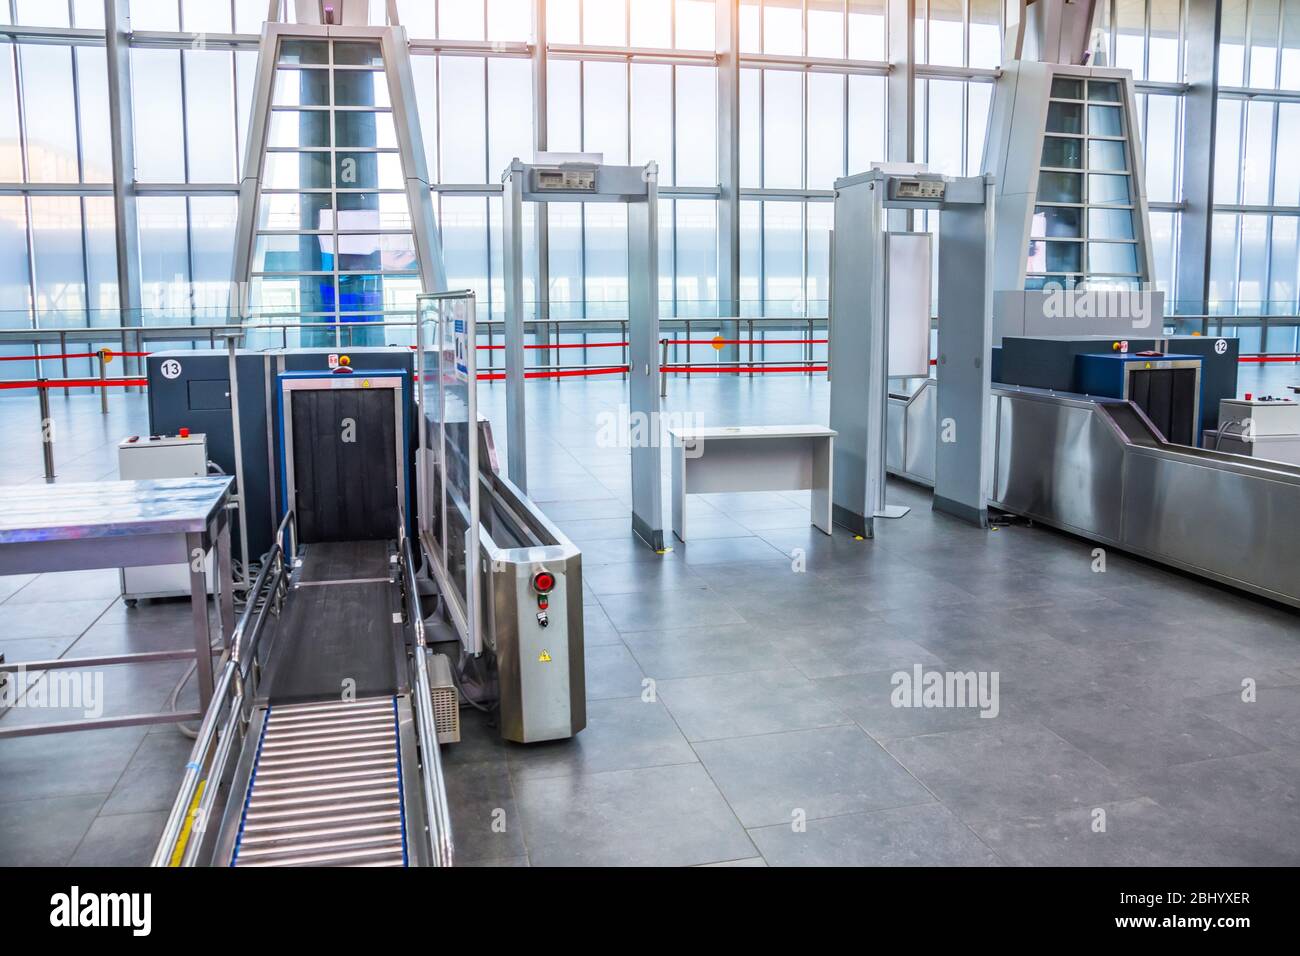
[668,425,836,542]
[0,476,236,738]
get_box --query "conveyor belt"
[230,697,408,867]
[261,540,403,704]
[295,539,396,583]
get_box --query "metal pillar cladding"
[984,60,1161,338]
[228,20,447,328]
[829,170,997,535]
[500,159,665,551]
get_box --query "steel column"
[715,0,741,360]
[1176,0,1223,317]
[501,165,529,490]
[104,0,143,379]
[533,0,552,367]
[886,0,917,231]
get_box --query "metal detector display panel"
[418,292,481,653]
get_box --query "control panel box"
[532,165,597,192]
[889,178,945,202]
[118,433,209,480]
[118,432,215,601]
[1219,397,1300,437]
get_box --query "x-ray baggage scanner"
[500,158,665,550]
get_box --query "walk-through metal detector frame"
[500,159,665,550]
[829,169,997,537]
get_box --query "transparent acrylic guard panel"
[418,291,480,652]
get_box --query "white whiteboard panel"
[887,231,933,379]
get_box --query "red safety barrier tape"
[1239,355,1300,363]
[661,365,827,374]
[0,350,152,362]
[0,352,101,362]
[663,338,827,346]
[0,378,149,390]
[479,366,630,381]
[478,340,629,351]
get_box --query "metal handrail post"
[660,338,668,397]
[807,317,814,377]
[38,381,54,483]
[398,530,454,867]
[97,350,109,414]
[748,318,754,378]
[151,510,292,867]
[685,319,691,379]
[148,663,236,867]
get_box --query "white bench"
[667,425,836,542]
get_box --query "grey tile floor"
[1,367,1299,866]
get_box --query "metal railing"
[151,510,293,868]
[0,315,832,380]
[398,524,455,868]
[4,314,1299,400]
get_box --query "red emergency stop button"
[179,427,190,438]
[532,570,555,594]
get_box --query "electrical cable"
[449,644,498,714]
[162,550,267,738]
[1213,419,1250,451]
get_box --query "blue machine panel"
[1075,352,1204,446]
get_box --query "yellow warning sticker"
[538,650,551,663]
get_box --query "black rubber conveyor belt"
[263,540,401,704]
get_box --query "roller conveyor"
[231,697,408,867]
[150,523,453,868]
[211,538,424,867]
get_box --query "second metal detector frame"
[500,158,666,551]
[829,169,997,536]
